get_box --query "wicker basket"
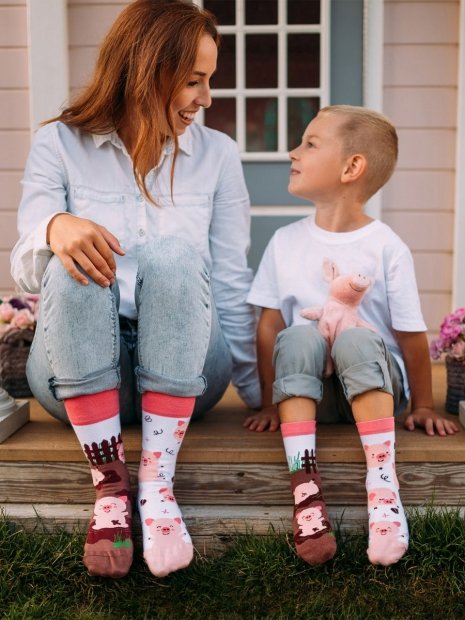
[0,328,34,397]
[445,356,465,415]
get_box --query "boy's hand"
[243,406,280,432]
[404,407,459,437]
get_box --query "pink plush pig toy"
[301,258,376,376]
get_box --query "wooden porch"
[1,364,464,555]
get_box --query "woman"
[11,0,260,579]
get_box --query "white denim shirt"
[11,121,260,408]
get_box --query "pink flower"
[0,302,16,322]
[430,307,465,360]
[10,308,35,330]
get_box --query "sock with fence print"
[138,391,195,577]
[281,420,337,566]
[64,389,133,578]
[357,416,409,566]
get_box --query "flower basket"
[445,356,465,415]
[0,328,34,397]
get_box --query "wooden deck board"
[0,364,463,463]
[1,365,465,542]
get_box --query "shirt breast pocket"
[71,186,129,246]
[154,194,212,256]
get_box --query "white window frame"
[199,0,330,161]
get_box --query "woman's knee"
[42,255,112,307]
[139,237,206,278]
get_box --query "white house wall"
[0,0,29,295]
[382,0,459,338]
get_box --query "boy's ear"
[341,154,367,184]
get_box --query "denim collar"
[92,127,193,157]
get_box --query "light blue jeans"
[272,325,407,423]
[26,237,233,424]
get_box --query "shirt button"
[138,228,145,237]
[137,194,144,202]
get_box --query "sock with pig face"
[138,392,194,577]
[64,390,133,578]
[357,417,409,566]
[281,420,337,566]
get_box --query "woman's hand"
[47,213,125,287]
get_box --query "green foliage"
[1,507,465,619]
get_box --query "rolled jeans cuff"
[272,373,323,405]
[338,359,392,403]
[49,366,121,401]
[135,366,207,397]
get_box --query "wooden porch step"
[1,364,464,548]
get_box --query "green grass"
[1,507,465,620]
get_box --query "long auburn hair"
[46,0,219,203]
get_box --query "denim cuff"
[338,359,393,403]
[135,366,207,397]
[272,373,323,405]
[237,380,262,409]
[48,366,121,401]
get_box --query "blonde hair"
[46,0,219,203]
[319,105,398,200]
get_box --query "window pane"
[246,35,278,88]
[287,97,319,150]
[245,0,278,25]
[287,0,320,25]
[287,34,320,88]
[205,98,236,140]
[211,34,235,89]
[203,0,235,25]
[246,98,278,152]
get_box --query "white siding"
[382,0,460,339]
[0,2,29,294]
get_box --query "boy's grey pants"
[272,326,407,423]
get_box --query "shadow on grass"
[1,506,465,619]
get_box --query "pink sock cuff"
[281,420,316,438]
[142,392,195,418]
[356,416,394,436]
[64,389,119,426]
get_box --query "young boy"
[245,105,458,568]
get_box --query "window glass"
[287,97,319,150]
[287,34,320,88]
[246,98,278,152]
[287,0,320,25]
[203,0,235,25]
[246,34,278,88]
[245,0,278,25]
[211,34,236,89]
[205,98,236,140]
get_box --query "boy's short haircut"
[319,105,398,201]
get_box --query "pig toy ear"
[175,517,182,524]
[322,257,339,282]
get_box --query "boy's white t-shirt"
[247,215,427,398]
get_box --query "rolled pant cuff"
[49,367,120,401]
[338,359,393,403]
[272,373,323,405]
[135,366,207,397]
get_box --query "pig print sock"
[281,420,337,566]
[138,392,195,577]
[64,390,133,578]
[357,417,409,566]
